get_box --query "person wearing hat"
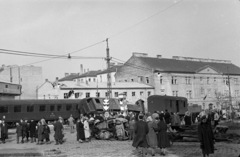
[198,115,214,157]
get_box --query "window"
[105,92,108,97]
[86,92,90,98]
[138,76,143,83]
[114,92,118,97]
[207,88,211,97]
[200,77,203,84]
[201,88,205,95]
[93,78,96,82]
[186,90,192,99]
[39,105,46,112]
[14,105,21,112]
[132,92,135,96]
[125,80,127,82]
[146,77,149,84]
[50,105,55,111]
[88,78,91,82]
[57,105,62,111]
[75,93,79,98]
[27,105,34,112]
[176,91,178,96]
[223,77,228,85]
[140,91,144,96]
[185,77,191,84]
[172,76,177,84]
[214,77,216,83]
[207,77,210,84]
[235,90,239,97]
[66,105,72,111]
[234,78,239,85]
[96,92,100,97]
[0,106,8,113]
[172,91,175,96]
[131,79,134,82]
[160,76,163,84]
[64,93,68,99]
[148,91,151,96]
[5,85,8,88]
[124,92,127,96]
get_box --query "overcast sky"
[0,0,240,81]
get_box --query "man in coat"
[164,110,171,124]
[198,115,214,157]
[21,119,28,143]
[1,121,8,143]
[132,114,149,156]
[29,119,37,143]
[54,118,64,145]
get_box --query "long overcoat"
[54,121,63,141]
[37,124,44,141]
[84,120,90,138]
[155,121,170,148]
[146,121,158,148]
[76,121,85,141]
[132,120,149,148]
[198,122,214,155]
[29,121,37,138]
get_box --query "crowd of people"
[0,108,233,157]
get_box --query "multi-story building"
[0,80,21,100]
[0,65,42,99]
[115,53,240,110]
[37,80,154,109]
[96,65,122,83]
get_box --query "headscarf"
[146,116,152,122]
[152,113,159,120]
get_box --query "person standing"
[37,121,44,145]
[76,118,85,143]
[214,111,219,128]
[54,118,64,145]
[1,121,8,143]
[43,120,50,144]
[29,119,37,143]
[83,116,90,141]
[184,111,192,126]
[198,115,214,157]
[164,110,171,125]
[128,118,135,141]
[16,122,22,144]
[21,119,28,143]
[146,116,158,156]
[155,116,171,156]
[68,115,75,133]
[132,114,149,156]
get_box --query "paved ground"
[0,128,239,157]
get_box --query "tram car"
[0,99,80,124]
[147,95,188,115]
[78,97,143,114]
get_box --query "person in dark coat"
[37,121,44,145]
[164,110,171,124]
[198,115,214,157]
[26,120,30,142]
[76,118,85,143]
[20,119,27,143]
[184,111,192,126]
[155,116,170,156]
[43,123,50,144]
[132,114,149,156]
[29,119,37,143]
[54,118,64,145]
[1,121,8,143]
[16,122,22,144]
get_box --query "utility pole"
[106,38,112,99]
[227,67,232,114]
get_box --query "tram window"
[27,105,34,112]
[57,105,62,111]
[50,105,55,111]
[0,106,8,113]
[95,99,100,104]
[14,105,21,112]
[170,101,172,108]
[66,105,72,111]
[183,102,186,107]
[39,105,46,112]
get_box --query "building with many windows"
[115,53,240,110]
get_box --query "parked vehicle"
[147,95,188,115]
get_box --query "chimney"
[80,64,83,74]
[156,55,162,59]
[45,79,48,82]
[65,73,69,77]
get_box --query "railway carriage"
[0,99,80,123]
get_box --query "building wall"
[0,65,42,99]
[75,76,97,84]
[97,72,116,83]
[115,56,240,110]
[37,81,60,99]
[0,81,21,100]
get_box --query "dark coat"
[43,125,50,139]
[1,123,8,134]
[29,121,37,138]
[155,120,170,148]
[21,121,28,136]
[164,112,171,124]
[54,121,63,140]
[146,121,158,148]
[16,125,22,136]
[132,120,149,148]
[198,122,214,155]
[37,124,44,141]
[76,121,85,141]
[184,115,192,126]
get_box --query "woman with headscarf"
[146,116,158,156]
[155,116,170,156]
[198,115,214,157]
